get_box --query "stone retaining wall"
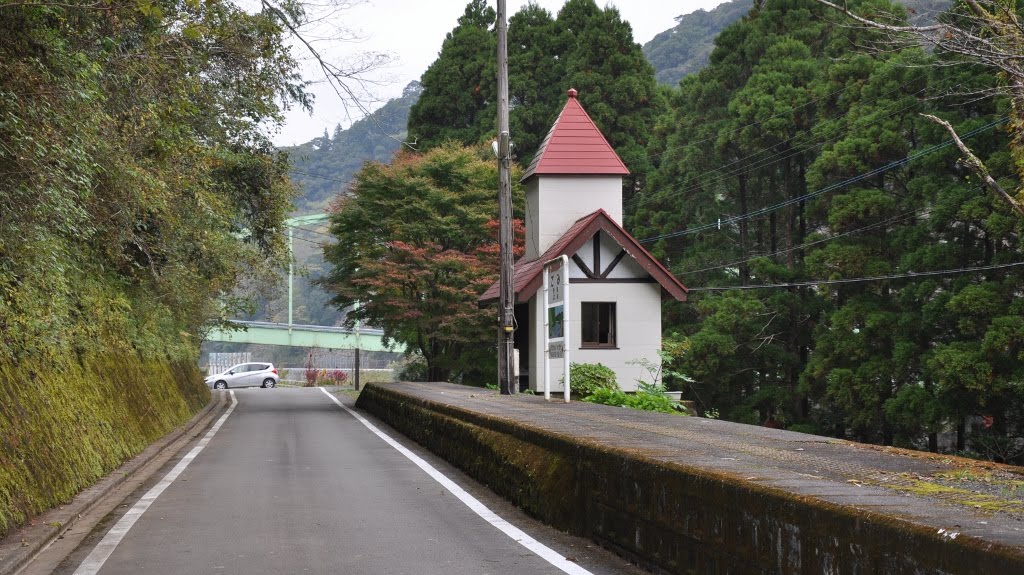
[356,383,1024,574]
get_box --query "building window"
[581,302,616,348]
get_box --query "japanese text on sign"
[548,268,563,304]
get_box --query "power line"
[638,117,1009,244]
[285,233,331,249]
[676,207,927,276]
[289,169,352,185]
[645,78,873,163]
[291,225,335,239]
[628,81,943,212]
[686,261,1024,292]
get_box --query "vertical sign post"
[543,255,570,403]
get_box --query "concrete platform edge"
[357,382,1024,575]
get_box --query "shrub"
[304,366,319,387]
[326,369,349,385]
[584,383,688,415]
[567,362,618,397]
[626,389,683,414]
[583,388,629,407]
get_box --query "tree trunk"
[798,162,807,260]
[738,173,750,285]
[784,159,795,269]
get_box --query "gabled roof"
[521,89,630,181]
[478,209,687,306]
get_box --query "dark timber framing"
[478,209,688,305]
[571,232,630,280]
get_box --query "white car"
[205,362,279,389]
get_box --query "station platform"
[357,381,1024,574]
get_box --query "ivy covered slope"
[0,0,299,536]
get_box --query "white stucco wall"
[527,257,663,394]
[524,178,541,260]
[524,175,622,259]
[574,232,647,279]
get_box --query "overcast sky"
[274,0,730,146]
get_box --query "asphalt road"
[41,388,645,575]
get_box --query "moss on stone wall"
[357,384,1024,575]
[0,353,209,537]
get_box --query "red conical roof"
[521,88,629,181]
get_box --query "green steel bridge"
[205,320,395,352]
[206,213,400,353]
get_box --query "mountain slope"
[643,0,953,87]
[283,81,421,213]
[643,0,753,86]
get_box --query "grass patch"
[899,479,1024,515]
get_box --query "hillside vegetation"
[633,0,1023,454]
[285,82,421,214]
[0,0,302,535]
[643,0,952,86]
[643,0,753,86]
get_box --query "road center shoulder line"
[317,387,593,575]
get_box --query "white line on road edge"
[318,387,594,575]
[73,391,238,575]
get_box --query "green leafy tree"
[506,3,564,158]
[796,5,1024,452]
[815,0,1024,216]
[0,0,305,362]
[0,0,318,536]
[640,0,1024,458]
[636,0,873,427]
[407,0,497,151]
[641,1,950,88]
[407,0,658,183]
[796,47,935,444]
[321,144,523,383]
[556,0,660,190]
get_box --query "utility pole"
[353,300,361,391]
[496,0,516,395]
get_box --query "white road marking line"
[318,387,594,575]
[73,391,238,575]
